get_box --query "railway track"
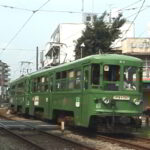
[0,127,45,150]
[96,134,150,150]
[65,127,150,150]
[0,114,97,150]
[2,113,150,150]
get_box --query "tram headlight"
[133,98,141,105]
[102,97,110,104]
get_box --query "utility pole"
[92,0,94,13]
[108,4,113,23]
[82,0,84,13]
[36,46,39,71]
[40,50,44,68]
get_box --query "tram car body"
[9,54,143,132]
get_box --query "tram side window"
[11,85,16,96]
[56,71,67,90]
[31,76,49,93]
[40,76,49,92]
[91,64,100,88]
[37,77,41,91]
[55,69,81,90]
[45,77,49,91]
[68,70,75,89]
[32,78,37,92]
[61,71,67,89]
[56,72,61,90]
[17,82,24,95]
[75,70,81,89]
[50,77,53,92]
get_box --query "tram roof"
[11,54,143,83]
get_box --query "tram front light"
[102,97,110,104]
[133,98,141,105]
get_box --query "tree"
[74,12,126,59]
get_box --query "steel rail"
[39,130,97,150]
[96,135,150,150]
[0,115,97,150]
[0,124,45,150]
[15,121,98,150]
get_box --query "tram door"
[82,65,90,125]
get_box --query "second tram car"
[143,79,150,115]
[9,54,143,132]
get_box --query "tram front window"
[103,65,120,91]
[124,66,137,91]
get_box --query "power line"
[0,0,51,55]
[118,0,142,11]
[1,13,34,52]
[39,9,82,14]
[0,4,86,14]
[114,0,146,48]
[0,4,32,12]
[126,5,150,19]
[1,1,145,16]
[0,48,36,51]
[125,0,145,33]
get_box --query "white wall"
[59,23,85,62]
[44,23,85,66]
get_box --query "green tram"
[9,54,143,132]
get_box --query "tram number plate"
[113,95,130,100]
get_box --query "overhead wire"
[1,13,34,52]
[0,0,148,53]
[0,4,32,12]
[0,3,82,14]
[118,0,143,11]
[0,48,35,51]
[126,5,150,19]
[123,0,145,35]
[0,0,51,55]
[114,0,146,48]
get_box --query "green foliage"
[74,12,126,59]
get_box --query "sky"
[0,0,149,80]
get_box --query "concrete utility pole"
[40,50,44,68]
[82,0,84,13]
[36,46,39,71]
[108,4,113,23]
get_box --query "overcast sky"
[0,0,149,79]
